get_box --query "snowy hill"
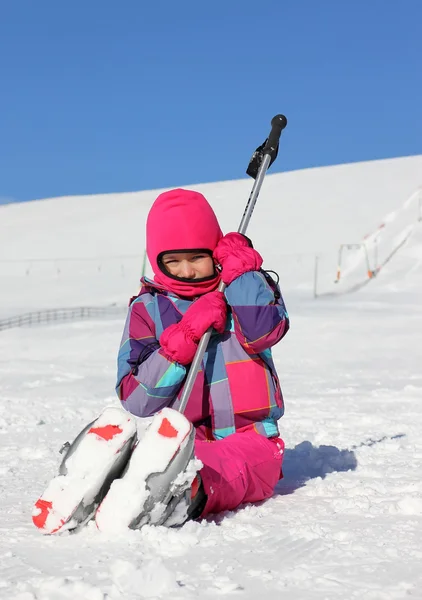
[0,156,422,599]
[0,155,421,317]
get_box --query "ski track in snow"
[1,293,422,599]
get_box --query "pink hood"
[146,188,223,298]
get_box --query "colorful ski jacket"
[116,270,289,440]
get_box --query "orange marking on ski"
[158,418,178,438]
[88,424,123,441]
[32,499,53,529]
[190,475,200,499]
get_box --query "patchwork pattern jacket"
[116,271,289,440]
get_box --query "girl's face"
[161,251,215,280]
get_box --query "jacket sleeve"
[224,270,289,354]
[116,298,187,417]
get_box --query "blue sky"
[0,0,421,203]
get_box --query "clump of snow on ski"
[158,456,203,527]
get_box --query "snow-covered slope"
[0,156,422,599]
[0,155,421,316]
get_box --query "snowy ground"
[1,288,421,599]
[1,157,422,598]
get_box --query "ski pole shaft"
[238,153,271,236]
[177,115,287,415]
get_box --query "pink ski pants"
[194,432,284,516]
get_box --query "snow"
[1,155,422,598]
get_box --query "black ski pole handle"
[264,114,288,159]
[246,114,287,180]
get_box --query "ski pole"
[178,114,287,415]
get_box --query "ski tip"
[32,498,67,535]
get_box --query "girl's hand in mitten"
[213,232,263,285]
[160,291,227,365]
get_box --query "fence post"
[313,255,319,299]
[335,245,343,283]
[373,240,379,275]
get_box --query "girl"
[116,187,289,519]
[32,187,289,534]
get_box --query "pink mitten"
[213,232,263,285]
[160,291,227,365]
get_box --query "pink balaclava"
[146,188,223,298]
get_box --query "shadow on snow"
[275,434,405,496]
[275,441,357,496]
